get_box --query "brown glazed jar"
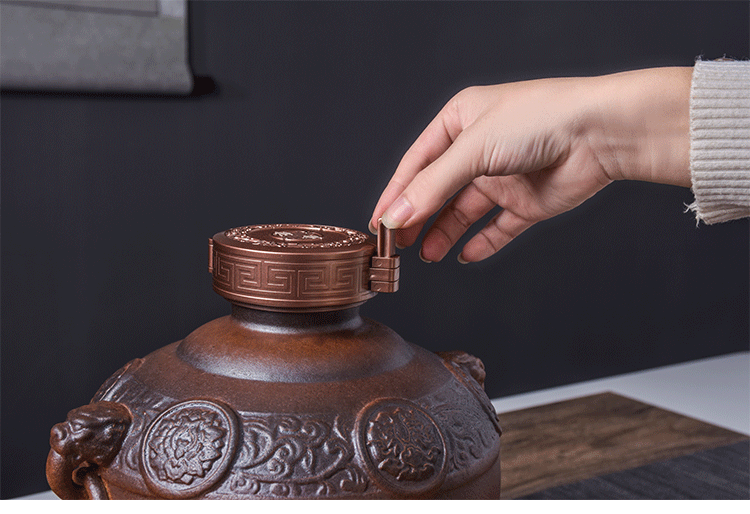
[46,223,501,499]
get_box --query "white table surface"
[491,351,749,436]
[12,351,750,500]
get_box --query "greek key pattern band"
[212,251,375,308]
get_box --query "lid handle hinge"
[369,220,400,293]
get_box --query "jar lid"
[209,223,399,312]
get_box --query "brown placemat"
[496,392,749,499]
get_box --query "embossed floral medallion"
[140,399,240,498]
[356,399,448,496]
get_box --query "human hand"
[370,67,692,263]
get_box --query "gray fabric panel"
[523,440,750,500]
[0,0,192,93]
[5,1,158,15]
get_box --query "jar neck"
[230,304,363,334]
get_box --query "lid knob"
[369,219,400,293]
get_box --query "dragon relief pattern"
[92,358,144,402]
[418,380,501,475]
[224,224,368,249]
[223,414,367,498]
[438,351,502,436]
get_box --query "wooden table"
[497,392,749,499]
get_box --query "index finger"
[370,96,466,231]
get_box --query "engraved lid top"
[218,224,371,255]
[209,223,399,312]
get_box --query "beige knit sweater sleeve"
[688,60,750,224]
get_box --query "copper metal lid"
[209,223,399,312]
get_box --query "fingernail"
[457,254,469,264]
[368,221,377,235]
[381,196,413,229]
[419,249,432,263]
[396,243,406,250]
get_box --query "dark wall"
[2,1,748,499]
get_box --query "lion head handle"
[46,401,131,500]
[437,351,486,388]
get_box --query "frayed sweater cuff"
[688,59,750,225]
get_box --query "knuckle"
[458,85,480,98]
[449,204,472,231]
[478,230,502,254]
[449,86,477,113]
[424,224,456,257]
[491,214,515,237]
[450,88,471,114]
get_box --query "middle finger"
[420,181,497,262]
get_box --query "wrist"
[589,67,692,187]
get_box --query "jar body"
[47,307,501,499]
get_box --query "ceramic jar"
[46,223,501,499]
